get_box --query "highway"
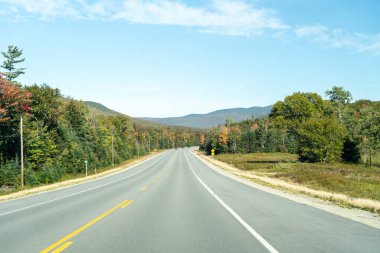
[0,148,379,253]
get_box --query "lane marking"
[184,153,279,253]
[0,152,170,217]
[51,241,73,253]
[0,150,170,205]
[141,186,147,192]
[40,198,133,253]
[121,200,134,208]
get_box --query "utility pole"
[112,135,114,166]
[136,140,140,157]
[85,160,88,180]
[20,115,24,188]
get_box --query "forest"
[0,46,200,192]
[200,87,380,166]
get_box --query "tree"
[272,116,288,152]
[25,84,61,129]
[1,45,26,82]
[325,86,352,121]
[0,78,31,123]
[357,106,380,166]
[24,124,58,169]
[270,92,327,133]
[342,138,361,163]
[0,79,32,172]
[228,126,241,153]
[297,117,347,162]
[218,126,229,153]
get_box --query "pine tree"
[1,45,26,82]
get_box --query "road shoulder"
[0,151,165,203]
[191,150,380,230]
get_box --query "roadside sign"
[85,160,88,179]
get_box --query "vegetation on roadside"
[200,85,380,203]
[200,87,380,167]
[215,153,380,202]
[0,45,201,193]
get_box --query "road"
[0,148,379,253]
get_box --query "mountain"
[84,101,273,129]
[83,101,123,116]
[142,105,273,128]
[83,101,189,128]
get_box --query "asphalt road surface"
[0,149,379,253]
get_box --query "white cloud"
[113,0,287,36]
[0,0,379,55]
[0,0,287,35]
[0,0,81,19]
[294,25,380,55]
[294,24,327,37]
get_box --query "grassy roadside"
[207,152,380,212]
[0,150,163,202]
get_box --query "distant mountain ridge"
[84,101,273,129]
[142,105,273,128]
[83,101,123,116]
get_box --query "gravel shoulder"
[0,151,165,203]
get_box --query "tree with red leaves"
[0,78,32,122]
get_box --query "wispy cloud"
[0,0,287,35]
[0,0,379,55]
[0,0,81,19]
[294,24,380,55]
[114,0,287,36]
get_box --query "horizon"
[1,0,379,117]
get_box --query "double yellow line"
[40,199,133,253]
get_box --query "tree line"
[200,87,380,166]
[0,46,200,190]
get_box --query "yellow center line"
[141,186,147,191]
[40,199,132,253]
[51,242,73,253]
[121,200,134,208]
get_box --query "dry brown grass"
[207,152,380,213]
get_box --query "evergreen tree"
[1,45,26,82]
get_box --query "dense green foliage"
[0,46,200,191]
[0,82,200,189]
[201,87,380,165]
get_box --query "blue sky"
[0,0,379,117]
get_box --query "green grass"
[215,152,380,202]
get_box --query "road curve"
[0,149,379,253]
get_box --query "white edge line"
[0,151,170,217]
[183,151,279,253]
[0,150,169,204]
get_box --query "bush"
[37,162,63,184]
[24,165,39,186]
[0,160,20,187]
[342,138,361,163]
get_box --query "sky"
[0,0,379,117]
